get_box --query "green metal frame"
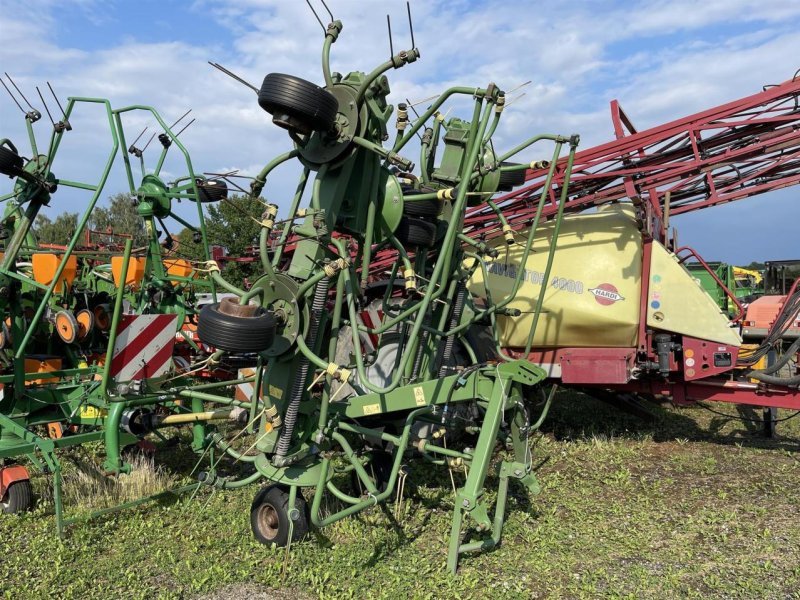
[0,96,243,530]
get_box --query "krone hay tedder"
[195,11,577,571]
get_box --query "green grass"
[2,393,799,599]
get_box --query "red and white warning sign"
[110,314,179,382]
[235,368,258,403]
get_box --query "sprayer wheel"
[763,407,778,438]
[197,302,276,353]
[395,217,437,249]
[0,144,23,178]
[193,178,228,203]
[250,484,309,546]
[1,480,33,514]
[497,162,527,192]
[402,195,443,218]
[258,73,339,135]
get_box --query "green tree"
[204,194,263,287]
[176,227,207,263]
[33,212,79,245]
[89,193,147,247]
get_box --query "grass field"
[2,392,799,599]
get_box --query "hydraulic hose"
[274,276,330,460]
[745,370,800,388]
[757,336,800,374]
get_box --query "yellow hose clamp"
[502,225,515,244]
[323,257,349,277]
[436,188,454,201]
[495,95,506,113]
[396,107,408,130]
[323,362,351,382]
[207,260,220,273]
[265,405,278,418]
[403,267,416,290]
[296,208,307,217]
[435,111,445,123]
[530,160,549,169]
[271,415,282,428]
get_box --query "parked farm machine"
[0,91,256,523]
[459,71,800,415]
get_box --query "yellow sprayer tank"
[468,204,740,349]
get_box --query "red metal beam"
[464,75,800,243]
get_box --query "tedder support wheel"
[197,297,276,353]
[395,216,437,249]
[250,484,309,546]
[1,480,33,514]
[0,143,23,177]
[194,178,228,203]
[497,162,527,192]
[402,195,443,218]
[258,73,339,135]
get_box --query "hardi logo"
[589,283,625,306]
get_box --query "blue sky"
[1,0,798,263]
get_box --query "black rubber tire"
[497,162,527,192]
[395,217,437,248]
[0,145,23,178]
[197,302,276,353]
[258,73,339,134]
[194,179,228,203]
[1,480,33,514]
[402,194,443,218]
[250,484,309,546]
